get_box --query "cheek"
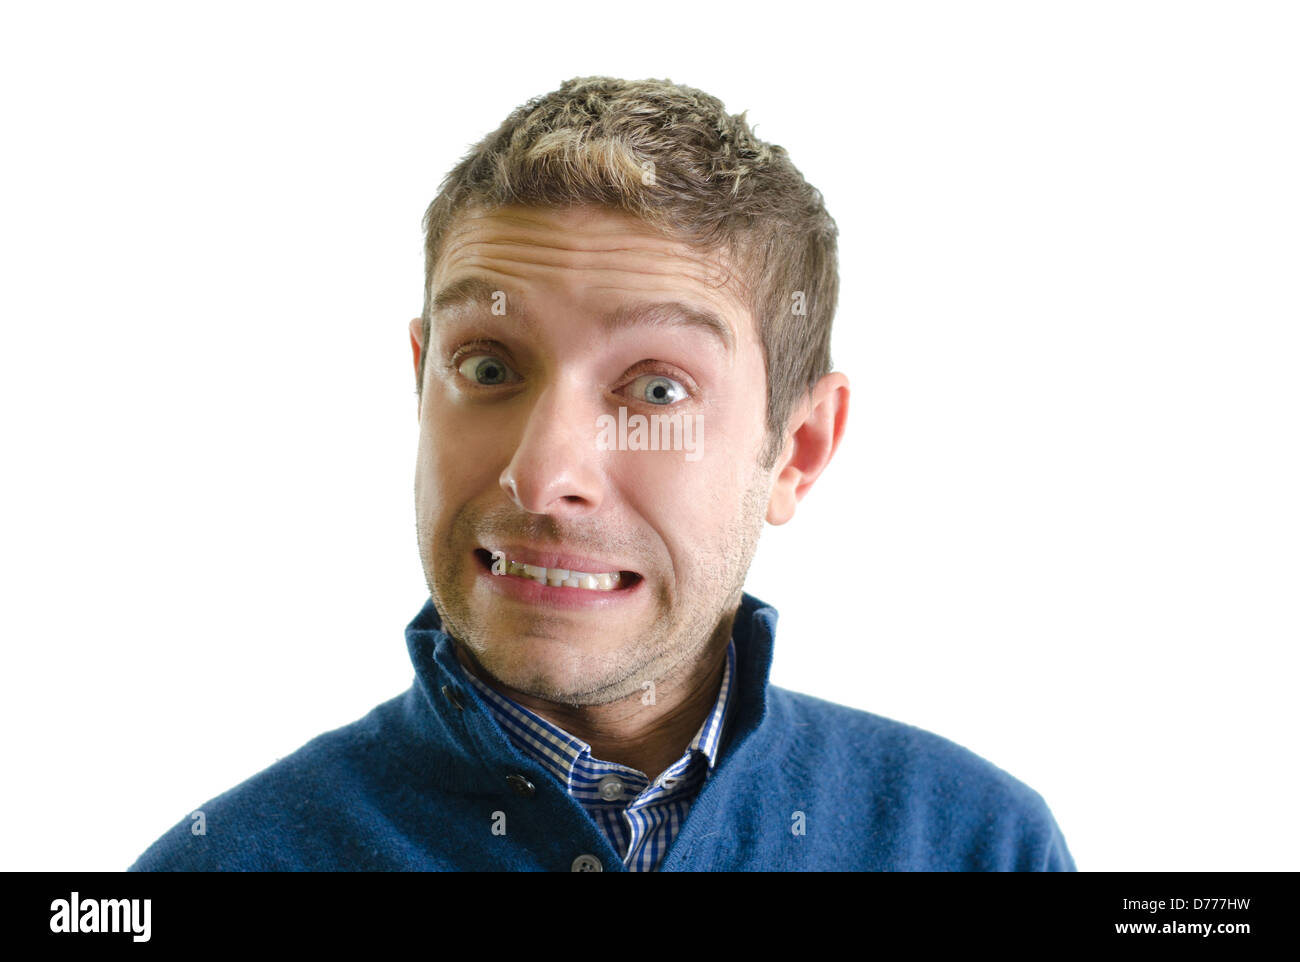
[415,402,505,511]
[611,445,741,559]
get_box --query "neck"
[455,611,737,782]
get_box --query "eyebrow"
[430,276,735,355]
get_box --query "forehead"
[430,204,755,346]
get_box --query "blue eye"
[630,373,687,406]
[457,355,517,386]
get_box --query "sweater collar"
[402,591,781,770]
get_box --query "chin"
[482,649,634,707]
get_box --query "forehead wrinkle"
[456,259,745,350]
[446,244,743,309]
[441,213,737,279]
[448,239,730,287]
[432,219,752,346]
[431,272,738,355]
[447,231,697,256]
[457,257,728,297]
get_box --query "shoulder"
[766,685,1043,799]
[128,695,410,872]
[761,686,1076,870]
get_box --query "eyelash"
[446,341,696,405]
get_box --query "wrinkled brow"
[430,276,734,355]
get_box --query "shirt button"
[505,774,535,797]
[571,854,603,872]
[596,775,625,801]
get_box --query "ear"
[409,317,424,419]
[765,372,850,525]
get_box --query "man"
[130,76,1075,872]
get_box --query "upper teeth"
[489,550,622,591]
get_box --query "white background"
[2,0,1295,872]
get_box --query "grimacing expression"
[410,203,783,707]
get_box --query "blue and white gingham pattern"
[462,638,736,872]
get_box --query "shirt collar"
[459,637,737,787]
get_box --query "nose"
[500,380,606,517]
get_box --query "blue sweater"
[129,592,1076,871]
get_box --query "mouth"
[473,548,643,593]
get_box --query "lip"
[473,547,644,609]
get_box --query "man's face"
[410,203,779,707]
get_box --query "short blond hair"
[420,76,839,469]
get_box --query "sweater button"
[506,774,536,797]
[571,854,603,872]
